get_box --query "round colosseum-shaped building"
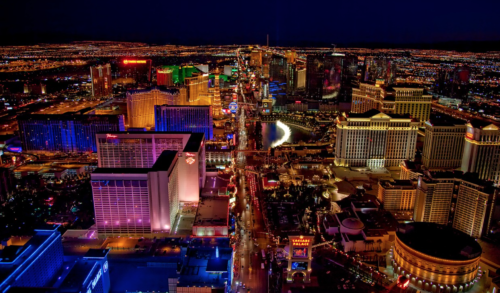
[391,223,481,293]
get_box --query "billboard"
[323,56,342,99]
[292,248,308,258]
[291,262,308,270]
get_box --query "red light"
[106,134,118,139]
[397,276,410,289]
[185,152,196,157]
[295,101,301,104]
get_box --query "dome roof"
[341,218,364,230]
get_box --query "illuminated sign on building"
[291,238,311,247]
[185,157,196,165]
[292,248,308,258]
[185,152,196,157]
[466,132,473,139]
[229,102,238,114]
[123,60,147,64]
[103,261,108,273]
[291,262,308,270]
[106,134,118,139]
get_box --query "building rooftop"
[0,229,59,286]
[58,259,97,293]
[84,249,109,258]
[183,133,205,153]
[151,150,178,172]
[470,119,496,129]
[92,168,150,174]
[427,113,466,127]
[397,222,482,261]
[194,196,229,227]
[379,179,416,189]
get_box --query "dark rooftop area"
[152,150,178,171]
[84,248,109,258]
[397,222,482,261]
[92,168,150,174]
[183,132,205,153]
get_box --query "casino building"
[127,87,184,129]
[0,225,110,293]
[93,132,206,238]
[18,113,125,153]
[461,120,500,185]
[335,109,419,168]
[391,223,482,292]
[155,105,213,140]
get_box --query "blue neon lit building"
[0,225,110,293]
[155,105,213,140]
[0,225,64,292]
[17,113,125,153]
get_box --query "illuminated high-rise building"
[285,50,297,64]
[436,66,470,102]
[184,73,210,104]
[306,53,343,100]
[286,63,297,95]
[17,113,125,152]
[270,56,287,83]
[351,84,432,126]
[23,83,47,95]
[251,50,262,67]
[335,110,418,168]
[0,227,111,293]
[156,68,174,86]
[461,120,500,185]
[93,133,206,238]
[339,55,359,104]
[422,115,466,169]
[414,172,498,239]
[90,64,112,97]
[362,57,397,85]
[297,68,306,89]
[378,179,417,212]
[262,50,272,78]
[126,87,182,129]
[212,75,222,117]
[92,151,180,238]
[155,105,213,140]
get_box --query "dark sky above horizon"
[1,0,500,46]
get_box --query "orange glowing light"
[185,157,196,165]
[123,60,147,64]
[466,132,473,139]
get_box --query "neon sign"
[291,238,311,247]
[185,152,196,157]
[185,157,196,165]
[106,134,118,139]
[87,267,102,293]
[103,261,108,273]
[466,132,473,139]
[123,60,147,64]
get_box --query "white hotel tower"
[335,109,419,168]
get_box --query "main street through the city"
[231,49,270,293]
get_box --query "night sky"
[1,0,500,46]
